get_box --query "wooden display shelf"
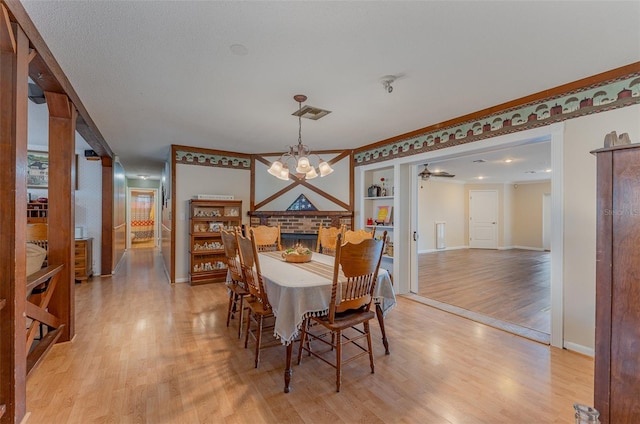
[188,199,242,285]
[190,249,224,255]
[189,269,227,285]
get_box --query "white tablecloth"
[259,252,396,344]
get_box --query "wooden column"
[44,91,77,342]
[101,156,113,275]
[0,6,28,423]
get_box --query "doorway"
[128,189,158,249]
[405,124,564,347]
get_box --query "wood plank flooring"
[25,248,593,423]
[417,249,550,334]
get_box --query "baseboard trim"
[563,341,594,357]
[175,277,189,283]
[419,245,468,254]
[513,245,545,251]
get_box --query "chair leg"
[255,315,263,368]
[226,291,235,327]
[336,329,342,392]
[244,308,252,349]
[237,295,245,339]
[296,318,308,365]
[365,321,375,374]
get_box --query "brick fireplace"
[248,211,353,250]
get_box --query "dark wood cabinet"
[593,143,640,424]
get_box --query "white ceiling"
[21,1,640,180]
[416,141,552,184]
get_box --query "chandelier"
[267,95,334,180]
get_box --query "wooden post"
[44,91,77,342]
[0,6,29,423]
[101,156,113,275]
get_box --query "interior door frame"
[126,187,159,250]
[404,123,564,348]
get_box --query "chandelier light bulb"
[278,166,290,180]
[268,160,283,177]
[296,156,312,173]
[305,167,318,179]
[318,160,334,177]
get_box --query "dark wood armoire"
[592,143,640,424]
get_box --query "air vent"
[472,159,486,163]
[292,105,332,120]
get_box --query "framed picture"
[27,151,49,188]
[375,205,393,224]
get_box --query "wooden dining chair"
[27,223,48,266]
[315,224,345,256]
[221,228,250,339]
[237,228,279,368]
[342,227,376,245]
[249,223,282,252]
[297,231,387,392]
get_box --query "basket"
[282,252,313,263]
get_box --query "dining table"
[259,250,397,393]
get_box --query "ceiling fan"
[418,164,455,180]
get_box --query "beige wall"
[175,165,251,282]
[512,181,551,249]
[417,180,466,251]
[562,104,640,351]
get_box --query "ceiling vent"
[472,159,486,163]
[292,105,331,120]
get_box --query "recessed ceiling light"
[478,176,484,180]
[545,169,552,173]
[230,44,248,56]
[504,159,513,163]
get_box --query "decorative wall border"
[354,71,640,165]
[175,149,251,169]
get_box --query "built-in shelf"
[366,225,393,230]
[364,196,394,200]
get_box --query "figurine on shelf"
[380,178,387,196]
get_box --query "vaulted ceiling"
[21,1,640,180]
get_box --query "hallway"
[26,249,593,423]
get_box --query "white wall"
[562,104,640,352]
[417,180,466,251]
[75,155,103,274]
[175,164,251,282]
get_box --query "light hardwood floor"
[26,249,592,423]
[418,249,551,334]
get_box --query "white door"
[469,190,498,249]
